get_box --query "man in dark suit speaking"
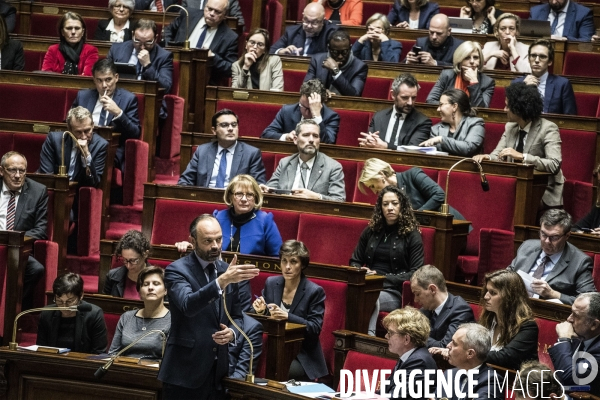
[507,209,596,305]
[0,151,48,309]
[178,109,266,187]
[158,214,259,399]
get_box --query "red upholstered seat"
[333,109,372,146]
[33,240,59,308]
[361,3,392,24]
[77,187,103,257]
[123,139,149,206]
[337,159,359,202]
[297,214,368,266]
[398,40,416,62]
[13,133,47,172]
[0,133,13,158]
[105,313,122,351]
[29,14,62,37]
[560,129,596,183]
[476,228,515,285]
[438,6,461,16]
[216,100,280,138]
[535,318,558,367]
[159,94,185,159]
[338,350,397,391]
[563,52,600,78]
[469,303,482,320]
[262,208,300,242]
[593,255,600,292]
[249,271,278,299]
[0,245,8,335]
[362,77,392,100]
[483,122,505,155]
[574,93,600,117]
[563,180,593,223]
[265,0,284,42]
[0,85,68,122]
[417,81,435,102]
[261,152,278,180]
[489,86,506,109]
[283,70,307,93]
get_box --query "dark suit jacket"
[158,254,243,388]
[407,35,464,66]
[260,275,328,380]
[351,39,402,63]
[39,131,109,188]
[270,22,338,55]
[512,74,577,115]
[182,0,245,27]
[422,293,475,348]
[134,0,177,10]
[549,335,600,396]
[430,116,486,157]
[261,103,340,144]
[14,178,49,240]
[102,265,128,297]
[36,301,108,354]
[508,239,596,305]
[165,8,237,85]
[93,19,133,42]
[487,319,539,370]
[0,1,16,33]
[1,39,24,71]
[574,206,600,232]
[530,1,595,41]
[439,364,503,400]
[386,346,437,399]
[178,140,266,186]
[228,313,263,379]
[387,1,439,29]
[304,53,368,97]
[426,69,495,108]
[369,107,432,149]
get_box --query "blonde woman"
[482,13,531,72]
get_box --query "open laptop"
[519,20,551,37]
[448,17,473,34]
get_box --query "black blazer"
[421,293,475,348]
[102,266,128,297]
[1,39,24,71]
[261,103,340,144]
[485,319,539,370]
[440,364,503,400]
[369,107,432,149]
[304,52,368,97]
[14,178,49,240]
[228,313,263,379]
[387,346,437,399]
[93,19,133,42]
[550,335,600,396]
[426,69,495,108]
[36,301,108,354]
[260,275,328,380]
[270,22,338,55]
[410,35,464,66]
[351,39,402,63]
[574,206,600,232]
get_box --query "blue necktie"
[98,108,108,126]
[550,11,561,35]
[196,25,208,48]
[216,149,228,188]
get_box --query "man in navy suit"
[178,109,266,187]
[410,265,475,349]
[405,14,464,66]
[158,214,259,399]
[304,29,367,97]
[549,292,600,396]
[0,151,48,310]
[71,59,140,171]
[271,3,337,56]
[512,39,577,116]
[182,0,245,31]
[107,19,174,120]
[261,79,340,144]
[165,0,237,85]
[530,0,594,41]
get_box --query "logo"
[573,351,599,386]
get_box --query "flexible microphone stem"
[440,157,489,214]
[60,130,91,177]
[9,303,92,350]
[95,329,166,379]
[222,293,254,383]
[162,5,190,49]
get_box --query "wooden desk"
[224,378,308,400]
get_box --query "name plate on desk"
[18,345,70,354]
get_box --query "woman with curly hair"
[479,269,539,370]
[350,185,424,334]
[459,0,503,35]
[103,230,151,299]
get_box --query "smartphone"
[580,227,593,233]
[412,46,422,55]
[268,188,293,195]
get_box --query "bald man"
[405,14,463,66]
[270,2,338,56]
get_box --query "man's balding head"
[302,3,326,37]
[428,14,451,47]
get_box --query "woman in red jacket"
[42,12,98,76]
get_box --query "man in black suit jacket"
[107,19,174,120]
[410,265,475,349]
[405,14,464,66]
[71,59,140,170]
[359,73,431,150]
[178,109,266,187]
[549,293,600,396]
[271,3,337,56]
[261,79,340,144]
[158,215,259,399]
[182,0,245,30]
[165,0,237,85]
[0,151,48,310]
[304,29,367,97]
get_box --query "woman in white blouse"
[94,0,135,43]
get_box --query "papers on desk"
[286,382,334,397]
[18,345,70,354]
[397,146,448,155]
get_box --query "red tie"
[155,0,164,12]
[6,191,16,230]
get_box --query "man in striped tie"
[0,151,48,309]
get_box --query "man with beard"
[259,119,345,202]
[529,0,594,41]
[405,14,463,66]
[158,214,260,399]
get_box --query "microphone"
[94,329,166,379]
[9,303,92,350]
[59,131,91,177]
[222,294,255,383]
[440,158,490,214]
[162,5,190,49]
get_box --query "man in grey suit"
[260,120,346,202]
[359,73,431,150]
[182,0,245,30]
[0,151,48,309]
[474,82,564,208]
[179,109,266,187]
[507,209,596,305]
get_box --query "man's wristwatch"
[332,67,340,75]
[557,337,572,343]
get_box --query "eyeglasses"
[3,168,26,176]
[112,4,130,9]
[529,53,549,61]
[248,40,265,48]
[302,17,323,27]
[133,39,155,47]
[385,330,402,337]
[54,296,80,307]
[329,48,350,57]
[233,192,255,200]
[467,0,484,3]
[217,122,238,129]
[118,256,141,265]
[539,230,566,243]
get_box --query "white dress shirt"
[292,155,316,190]
[548,0,569,37]
[189,18,218,49]
[105,19,130,43]
[383,106,406,146]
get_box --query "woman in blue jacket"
[352,14,402,62]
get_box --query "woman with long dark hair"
[231,28,283,91]
[459,0,503,35]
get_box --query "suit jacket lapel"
[204,142,218,186]
[308,153,324,191]
[545,243,571,283]
[293,27,306,50]
[230,142,242,177]
[105,89,118,126]
[523,119,542,154]
[210,23,225,51]
[544,75,555,112]
[399,110,416,145]
[289,276,307,314]
[14,180,29,229]
[272,277,284,306]
[189,253,220,321]
[564,2,575,37]
[377,109,394,141]
[283,155,299,190]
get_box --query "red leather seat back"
[417,81,435,102]
[13,133,47,172]
[362,77,392,100]
[0,85,68,122]
[261,151,278,180]
[398,39,416,61]
[263,208,300,242]
[563,180,593,223]
[283,70,306,93]
[438,6,461,17]
[560,129,596,183]
[535,317,558,367]
[574,93,599,117]
[361,3,392,25]
[217,100,280,138]
[594,255,600,292]
[249,271,278,299]
[483,122,505,155]
[104,313,121,352]
[334,109,372,146]
[337,159,358,202]
[469,302,482,320]
[0,246,7,334]
[489,85,506,109]
[0,132,13,157]
[564,52,600,78]
[265,0,284,42]
[338,350,397,391]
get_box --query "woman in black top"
[459,0,503,35]
[103,230,151,299]
[350,185,424,334]
[94,0,135,42]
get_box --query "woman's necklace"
[383,232,393,242]
[230,223,241,253]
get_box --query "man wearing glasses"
[178,109,266,187]
[0,151,48,310]
[261,79,340,144]
[165,0,237,85]
[507,209,596,305]
[271,2,337,56]
[107,18,174,119]
[304,29,367,97]
[512,39,577,115]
